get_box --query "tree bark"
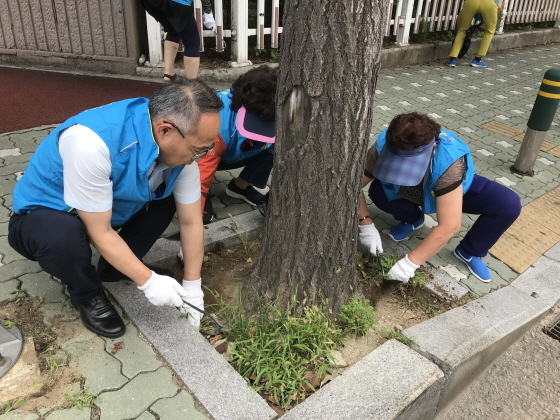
[250,0,385,314]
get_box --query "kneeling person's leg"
[8,208,125,338]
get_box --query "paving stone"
[0,235,27,265]
[0,279,20,303]
[19,272,66,303]
[0,259,42,281]
[44,408,91,420]
[0,412,40,420]
[135,412,157,420]
[150,390,209,420]
[104,322,162,379]
[64,333,128,395]
[98,367,179,420]
[3,193,12,208]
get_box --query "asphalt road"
[438,301,560,420]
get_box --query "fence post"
[497,0,510,34]
[145,12,163,66]
[512,68,560,176]
[230,0,252,67]
[396,0,414,46]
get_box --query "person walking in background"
[357,112,520,284]
[141,0,218,80]
[446,0,504,68]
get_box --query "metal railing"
[144,0,560,68]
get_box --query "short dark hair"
[149,76,223,135]
[230,65,278,119]
[386,112,441,150]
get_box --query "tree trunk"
[250,0,385,314]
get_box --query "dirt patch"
[161,239,470,412]
[0,297,82,415]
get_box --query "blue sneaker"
[470,58,488,68]
[454,245,491,282]
[445,58,457,67]
[388,215,425,241]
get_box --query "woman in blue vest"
[8,77,222,338]
[358,112,520,283]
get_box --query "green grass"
[0,398,24,414]
[379,327,416,346]
[65,389,98,410]
[211,298,344,409]
[3,320,15,329]
[338,296,377,336]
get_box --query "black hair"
[230,65,278,119]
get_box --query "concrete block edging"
[106,213,560,420]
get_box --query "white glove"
[387,255,420,283]
[180,279,204,329]
[358,223,384,254]
[138,271,188,307]
[203,12,217,32]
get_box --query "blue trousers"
[218,145,274,190]
[368,175,521,257]
[8,195,177,303]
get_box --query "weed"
[0,398,24,414]
[270,49,280,63]
[227,215,249,254]
[338,296,377,336]
[379,326,416,346]
[3,320,15,329]
[409,271,427,288]
[42,346,65,376]
[254,47,266,56]
[380,254,398,273]
[65,389,98,410]
[10,288,28,301]
[61,297,73,310]
[219,298,344,409]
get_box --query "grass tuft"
[338,296,377,336]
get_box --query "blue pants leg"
[368,175,521,257]
[217,145,275,189]
[460,175,521,257]
[368,179,423,224]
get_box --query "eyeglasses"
[163,120,213,160]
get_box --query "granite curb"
[105,210,560,419]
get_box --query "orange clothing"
[198,134,227,209]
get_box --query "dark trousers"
[218,145,274,190]
[8,195,177,303]
[368,175,521,257]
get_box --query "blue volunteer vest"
[375,129,475,214]
[217,89,272,164]
[12,98,184,226]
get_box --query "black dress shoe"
[98,257,173,282]
[72,289,125,338]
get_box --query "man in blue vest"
[358,112,520,284]
[8,77,222,338]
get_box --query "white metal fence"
[145,0,560,67]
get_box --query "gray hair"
[149,77,223,134]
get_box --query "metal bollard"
[512,68,560,176]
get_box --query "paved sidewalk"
[1,43,559,418]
